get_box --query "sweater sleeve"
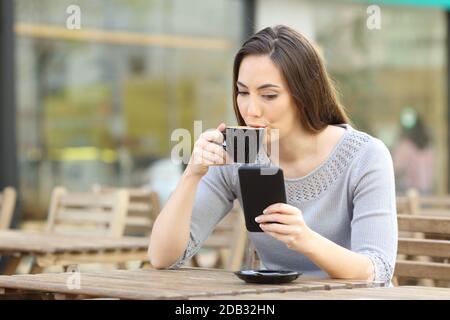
[168,165,237,268]
[350,138,398,284]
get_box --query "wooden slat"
[127,203,152,213]
[395,260,450,281]
[417,209,450,217]
[60,193,116,208]
[197,286,450,300]
[0,187,16,230]
[420,197,450,207]
[397,214,450,234]
[124,216,152,227]
[57,210,112,224]
[44,250,148,266]
[0,230,149,254]
[95,186,154,200]
[397,238,450,258]
[52,226,110,238]
[127,189,156,198]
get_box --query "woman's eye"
[263,94,277,100]
[237,91,249,96]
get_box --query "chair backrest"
[92,185,160,236]
[395,213,450,285]
[45,186,129,238]
[396,194,410,215]
[407,188,450,217]
[398,188,450,241]
[194,200,247,271]
[0,187,17,229]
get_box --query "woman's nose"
[247,97,262,117]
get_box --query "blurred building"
[0,0,449,221]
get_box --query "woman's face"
[236,54,300,139]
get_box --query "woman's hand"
[186,123,231,177]
[255,203,316,253]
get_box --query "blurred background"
[0,0,448,225]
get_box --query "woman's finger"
[203,141,228,159]
[200,150,225,165]
[202,126,225,144]
[216,123,226,132]
[260,222,296,235]
[255,213,295,225]
[203,144,228,165]
[263,203,300,215]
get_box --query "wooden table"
[0,267,422,300]
[0,230,149,275]
[195,286,450,300]
[0,267,448,300]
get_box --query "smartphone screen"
[238,165,287,232]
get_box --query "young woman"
[149,25,397,284]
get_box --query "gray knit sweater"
[170,124,398,284]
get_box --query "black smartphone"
[238,165,287,232]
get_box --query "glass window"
[15,0,246,219]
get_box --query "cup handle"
[222,132,227,150]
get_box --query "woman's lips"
[247,123,267,128]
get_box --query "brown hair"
[233,25,350,133]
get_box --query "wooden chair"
[92,185,160,237]
[45,186,129,238]
[191,200,248,271]
[394,213,450,287]
[396,190,420,248]
[407,189,450,218]
[394,188,450,287]
[0,187,16,230]
[4,187,131,274]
